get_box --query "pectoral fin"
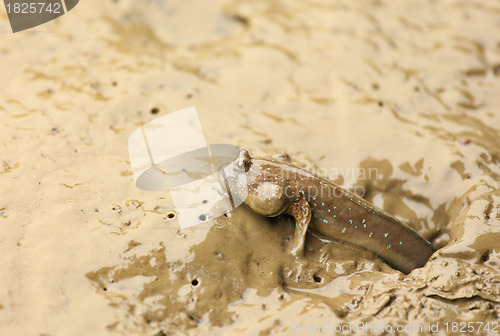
[285,194,312,256]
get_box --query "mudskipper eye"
[236,159,247,170]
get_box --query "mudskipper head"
[218,149,288,217]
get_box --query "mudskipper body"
[220,149,436,274]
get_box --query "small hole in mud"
[103,287,107,291]
[337,310,348,318]
[191,279,199,286]
[480,250,491,262]
[167,213,175,219]
[223,213,228,217]
[151,107,160,114]
[199,214,207,221]
[313,275,322,283]
[378,101,384,107]
[202,200,208,204]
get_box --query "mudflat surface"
[1,0,500,335]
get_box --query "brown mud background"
[1,0,500,335]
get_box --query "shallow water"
[1,0,500,335]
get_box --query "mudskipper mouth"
[217,165,235,209]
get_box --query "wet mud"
[1,0,500,335]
